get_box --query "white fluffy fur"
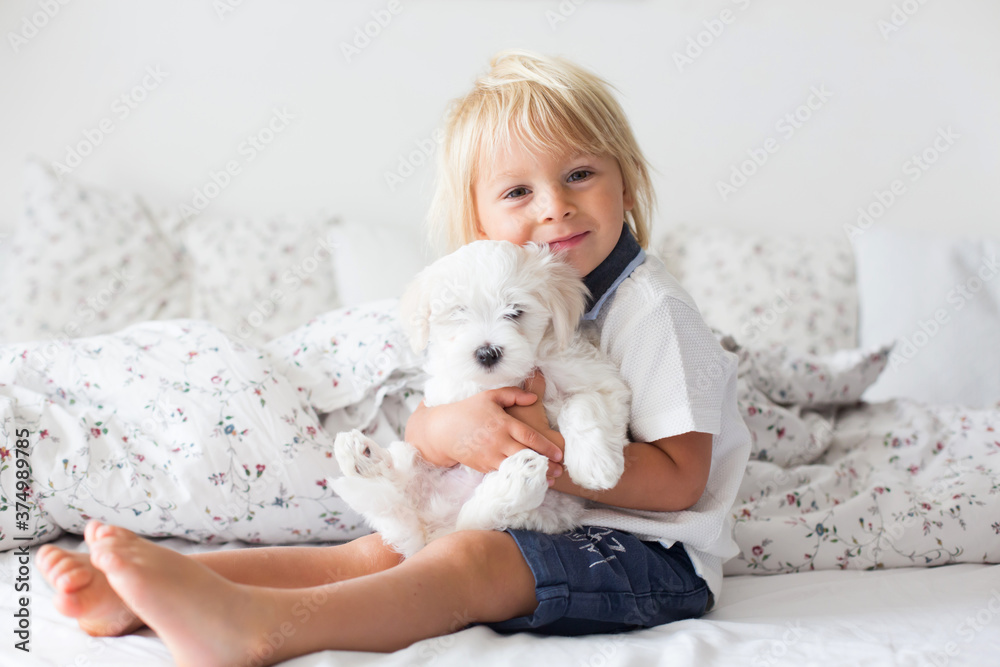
[330,240,631,558]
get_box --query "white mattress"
[4,535,999,666]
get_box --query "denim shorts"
[484,525,713,636]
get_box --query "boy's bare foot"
[85,521,281,667]
[36,523,144,636]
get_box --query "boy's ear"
[527,244,589,350]
[472,217,487,241]
[398,266,433,352]
[623,187,634,213]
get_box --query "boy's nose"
[534,188,576,222]
[475,344,503,368]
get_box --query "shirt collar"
[581,222,645,321]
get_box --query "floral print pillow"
[738,340,894,408]
[264,298,428,433]
[726,333,894,467]
[179,213,343,347]
[653,225,858,355]
[0,159,185,344]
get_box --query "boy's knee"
[353,532,405,573]
[428,530,538,620]
[426,530,522,579]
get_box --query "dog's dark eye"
[504,308,524,321]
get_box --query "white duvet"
[1,299,998,579]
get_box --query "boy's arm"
[547,431,712,512]
[509,372,713,512]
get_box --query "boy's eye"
[504,308,524,321]
[568,170,592,182]
[504,187,529,199]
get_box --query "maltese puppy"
[331,240,631,557]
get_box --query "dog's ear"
[398,265,434,353]
[525,243,589,350]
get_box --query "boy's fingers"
[513,390,540,406]
[547,461,563,479]
[510,420,563,463]
[523,370,546,395]
[490,387,538,408]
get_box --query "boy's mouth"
[547,231,588,252]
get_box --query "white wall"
[1,0,997,243]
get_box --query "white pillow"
[0,159,185,344]
[854,226,1000,408]
[179,214,343,345]
[652,225,858,355]
[328,219,430,307]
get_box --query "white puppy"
[331,240,631,557]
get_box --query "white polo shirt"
[576,224,752,606]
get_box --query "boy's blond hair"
[426,49,656,256]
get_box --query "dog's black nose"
[475,344,503,368]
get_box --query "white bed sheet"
[4,535,998,667]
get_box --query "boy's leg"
[37,528,402,637]
[86,522,537,664]
[189,532,403,588]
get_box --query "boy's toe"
[90,547,128,576]
[36,544,59,570]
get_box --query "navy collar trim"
[582,222,645,321]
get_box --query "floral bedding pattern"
[1,300,997,578]
[263,298,429,451]
[0,159,185,345]
[179,213,344,347]
[653,225,858,355]
[726,338,1000,574]
[0,312,418,550]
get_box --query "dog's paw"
[495,449,550,503]
[557,401,626,491]
[561,429,625,491]
[334,430,392,478]
[455,450,549,531]
[564,447,624,491]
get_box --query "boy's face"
[472,142,634,277]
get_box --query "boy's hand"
[506,370,566,485]
[405,385,564,480]
[505,371,564,450]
